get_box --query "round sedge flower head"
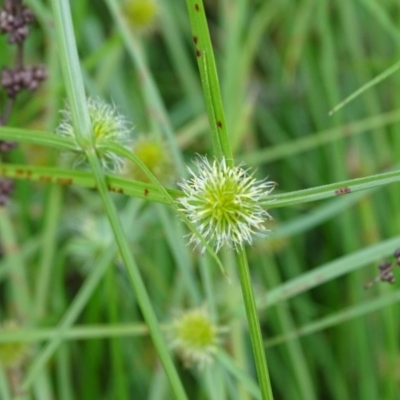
[63,206,146,272]
[125,135,174,184]
[178,156,275,253]
[123,0,158,33]
[168,308,221,368]
[67,216,114,268]
[0,321,31,368]
[57,98,131,172]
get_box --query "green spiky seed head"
[57,98,131,172]
[178,156,275,252]
[169,309,220,368]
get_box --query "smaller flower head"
[178,156,274,252]
[123,0,158,33]
[125,135,175,184]
[0,321,31,369]
[168,308,221,368]
[57,98,131,172]
[67,216,114,268]
[66,209,138,270]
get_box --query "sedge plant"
[0,1,400,399]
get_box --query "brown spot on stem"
[56,178,72,185]
[194,3,199,11]
[39,176,52,183]
[335,187,351,195]
[144,188,149,196]
[193,36,198,44]
[217,121,222,128]
[196,49,201,57]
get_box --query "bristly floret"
[57,98,132,172]
[178,156,275,252]
[168,308,222,368]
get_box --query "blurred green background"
[1,0,400,399]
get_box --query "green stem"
[0,324,148,343]
[50,0,92,149]
[328,59,400,115]
[3,159,400,210]
[185,0,232,163]
[106,266,129,400]
[236,249,274,400]
[33,184,63,320]
[0,363,12,400]
[0,162,181,205]
[0,208,31,323]
[0,126,76,150]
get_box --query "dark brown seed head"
[378,261,392,271]
[380,269,395,284]
[0,140,17,153]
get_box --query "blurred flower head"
[67,216,114,267]
[125,135,174,184]
[57,98,131,172]
[168,308,222,368]
[0,321,31,369]
[123,0,158,33]
[178,156,275,252]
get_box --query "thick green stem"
[185,0,233,163]
[236,249,274,400]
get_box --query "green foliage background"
[1,0,400,399]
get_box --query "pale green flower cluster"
[178,156,274,252]
[168,308,220,368]
[57,98,131,172]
